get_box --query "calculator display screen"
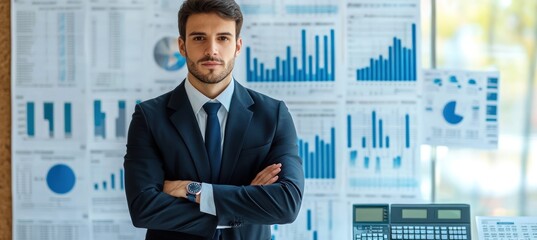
[402,209,427,219]
[438,210,461,219]
[355,208,385,222]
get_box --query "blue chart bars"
[94,100,106,138]
[246,29,335,82]
[94,100,128,139]
[26,102,72,138]
[26,102,35,137]
[64,103,72,137]
[44,103,54,137]
[115,101,126,138]
[356,24,417,81]
[299,127,336,179]
[94,168,125,191]
[347,112,410,171]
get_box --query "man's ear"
[178,37,186,56]
[235,37,242,56]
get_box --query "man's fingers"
[251,163,282,185]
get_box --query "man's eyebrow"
[188,32,234,37]
[188,32,206,36]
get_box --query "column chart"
[14,92,85,144]
[346,0,421,96]
[90,150,130,215]
[270,198,346,240]
[239,18,341,98]
[346,99,420,201]
[92,98,140,142]
[287,101,343,194]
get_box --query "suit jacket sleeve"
[124,104,218,238]
[212,101,305,225]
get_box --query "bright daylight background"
[420,0,536,220]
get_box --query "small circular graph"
[46,164,76,194]
[443,101,464,125]
[153,37,186,71]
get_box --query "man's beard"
[186,54,235,84]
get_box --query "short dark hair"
[178,0,243,40]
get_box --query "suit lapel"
[219,82,254,183]
[167,82,211,182]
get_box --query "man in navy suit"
[124,0,304,239]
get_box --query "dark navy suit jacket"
[124,80,304,240]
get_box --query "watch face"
[187,182,202,195]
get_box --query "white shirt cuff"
[200,183,216,216]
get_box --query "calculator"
[353,204,471,240]
[352,204,390,240]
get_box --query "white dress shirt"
[184,77,234,220]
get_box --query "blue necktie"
[203,102,222,183]
[203,102,223,240]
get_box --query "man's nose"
[204,40,218,56]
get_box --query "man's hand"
[163,180,189,198]
[250,163,282,185]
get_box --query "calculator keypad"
[354,226,389,240]
[390,225,469,240]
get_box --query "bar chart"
[90,150,129,214]
[93,99,139,141]
[355,24,417,82]
[16,96,82,142]
[239,19,340,97]
[287,102,342,193]
[346,0,420,96]
[26,102,72,138]
[299,127,335,180]
[346,100,420,200]
[270,198,346,240]
[93,168,124,191]
[246,28,335,82]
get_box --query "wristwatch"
[186,182,202,203]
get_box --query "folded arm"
[124,105,218,238]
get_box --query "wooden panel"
[0,0,12,239]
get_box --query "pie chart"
[154,37,186,71]
[46,164,76,194]
[443,101,464,125]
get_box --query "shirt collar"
[184,77,234,114]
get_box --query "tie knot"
[203,102,221,116]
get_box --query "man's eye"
[218,37,229,41]
[193,36,204,41]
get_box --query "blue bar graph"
[115,100,126,138]
[247,29,335,82]
[27,102,35,137]
[307,209,312,230]
[356,24,417,81]
[405,114,410,148]
[393,156,402,169]
[44,102,54,137]
[64,103,72,137]
[347,111,413,173]
[347,114,352,148]
[94,168,125,191]
[94,100,106,138]
[350,150,357,167]
[26,102,72,138]
[298,127,336,179]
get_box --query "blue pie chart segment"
[46,164,76,194]
[154,37,186,71]
[443,101,464,125]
